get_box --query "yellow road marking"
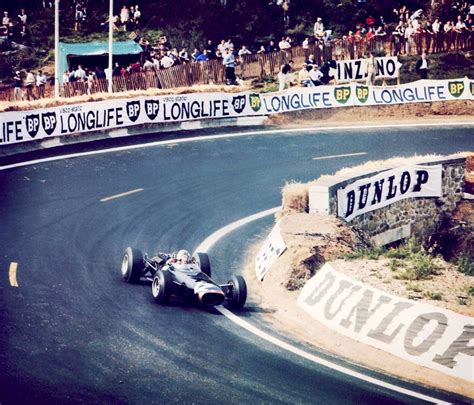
[312,152,367,160]
[9,262,19,287]
[100,188,144,202]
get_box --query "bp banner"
[337,165,442,222]
[1,78,472,146]
[335,56,402,83]
[353,78,473,106]
[0,91,265,145]
[298,264,474,382]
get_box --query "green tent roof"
[58,40,143,83]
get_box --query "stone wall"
[308,155,467,246]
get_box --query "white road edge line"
[313,152,367,160]
[100,188,144,202]
[9,262,19,287]
[195,208,451,405]
[1,121,472,171]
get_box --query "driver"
[176,249,191,264]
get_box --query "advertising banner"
[255,221,287,282]
[336,165,442,222]
[298,264,474,382]
[0,92,265,146]
[336,56,402,83]
[1,78,472,146]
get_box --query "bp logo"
[448,81,464,98]
[25,114,40,137]
[249,93,262,112]
[42,112,57,135]
[334,86,351,104]
[126,101,141,122]
[355,85,369,103]
[145,100,160,120]
[231,95,246,114]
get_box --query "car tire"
[226,275,247,310]
[121,247,144,283]
[152,270,172,305]
[193,252,211,277]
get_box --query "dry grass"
[0,82,253,112]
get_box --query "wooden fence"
[1,31,472,102]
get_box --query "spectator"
[374,26,387,53]
[217,39,226,58]
[112,62,121,77]
[205,40,216,59]
[195,49,210,62]
[266,40,278,53]
[13,71,23,101]
[238,45,252,57]
[432,17,442,52]
[256,45,266,54]
[25,70,36,100]
[278,36,291,53]
[309,64,323,86]
[305,53,317,66]
[298,63,311,87]
[161,52,174,68]
[179,48,190,63]
[142,58,154,72]
[75,65,86,81]
[133,5,141,28]
[278,59,294,92]
[282,0,290,26]
[314,17,324,38]
[36,70,47,98]
[222,47,236,85]
[415,51,429,79]
[120,5,130,31]
[366,52,377,85]
[2,11,12,36]
[302,36,310,58]
[74,4,86,31]
[404,21,415,55]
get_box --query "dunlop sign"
[337,165,442,222]
[298,264,474,381]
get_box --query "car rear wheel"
[152,270,172,304]
[193,252,211,277]
[121,247,144,283]
[226,275,247,310]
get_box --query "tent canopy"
[58,40,143,83]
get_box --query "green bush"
[457,256,474,276]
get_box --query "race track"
[0,124,472,404]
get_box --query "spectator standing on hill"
[266,40,278,53]
[13,71,23,101]
[238,45,251,57]
[133,5,141,28]
[25,70,36,100]
[366,52,377,85]
[223,47,236,85]
[75,65,86,81]
[404,22,415,55]
[278,59,294,92]
[120,5,129,31]
[415,51,429,79]
[36,70,47,98]
[314,17,324,38]
[432,17,442,52]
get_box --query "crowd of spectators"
[1,8,29,39]
[3,1,473,99]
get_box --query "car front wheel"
[152,270,172,305]
[226,275,247,310]
[121,247,144,283]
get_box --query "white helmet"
[176,249,190,264]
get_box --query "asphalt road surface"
[0,124,472,404]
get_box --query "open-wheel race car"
[121,247,247,310]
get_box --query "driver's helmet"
[176,249,191,264]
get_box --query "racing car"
[121,247,247,309]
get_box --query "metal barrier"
[1,32,472,102]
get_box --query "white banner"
[1,78,472,146]
[298,264,474,382]
[336,56,401,83]
[337,165,442,222]
[0,92,265,145]
[255,221,287,282]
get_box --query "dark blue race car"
[121,247,247,310]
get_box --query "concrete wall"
[309,155,467,246]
